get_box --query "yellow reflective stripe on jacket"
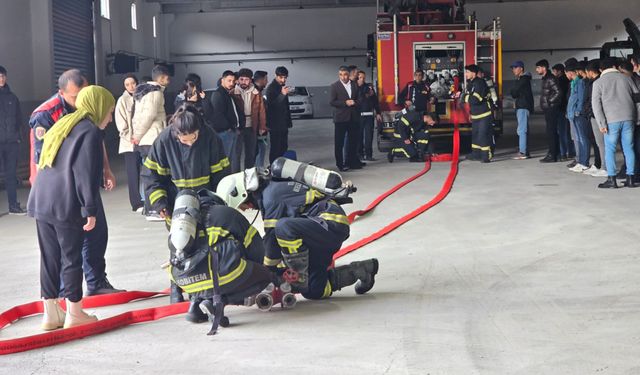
[173,175,210,188]
[321,280,332,298]
[276,238,303,253]
[400,117,410,126]
[473,92,484,101]
[206,226,231,245]
[470,111,492,120]
[144,158,171,175]
[210,157,230,173]
[472,144,492,151]
[304,189,325,205]
[243,226,258,248]
[263,256,281,267]
[149,189,167,204]
[393,133,402,138]
[263,219,278,228]
[392,148,410,158]
[464,94,470,103]
[179,259,247,293]
[416,139,429,144]
[319,213,350,226]
[218,258,247,285]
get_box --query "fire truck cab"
[370,0,503,153]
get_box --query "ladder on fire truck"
[475,18,502,97]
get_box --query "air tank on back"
[168,189,200,260]
[270,157,346,196]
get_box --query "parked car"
[288,86,314,119]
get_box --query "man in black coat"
[536,60,562,162]
[330,66,362,171]
[0,65,24,214]
[210,70,243,167]
[265,66,293,163]
[552,63,574,161]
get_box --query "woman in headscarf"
[27,85,115,331]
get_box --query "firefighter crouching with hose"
[216,159,379,301]
[387,107,439,163]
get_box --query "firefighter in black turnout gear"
[463,65,494,163]
[216,160,379,301]
[143,104,231,304]
[399,69,434,112]
[167,189,272,333]
[388,108,438,163]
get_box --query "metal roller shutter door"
[52,0,95,88]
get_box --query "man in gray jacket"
[592,58,640,188]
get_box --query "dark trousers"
[543,108,561,159]
[274,217,348,300]
[0,142,19,207]
[269,130,288,164]
[37,220,85,302]
[471,117,494,162]
[123,151,143,211]
[136,145,152,212]
[359,115,375,158]
[58,196,108,294]
[234,127,257,170]
[335,121,359,168]
[391,131,430,159]
[81,196,108,291]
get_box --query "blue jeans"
[604,121,635,177]
[571,115,590,166]
[217,129,238,167]
[516,109,530,154]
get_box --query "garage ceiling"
[147,0,550,14]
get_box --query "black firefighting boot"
[387,151,394,163]
[170,282,185,304]
[281,251,309,293]
[185,297,208,323]
[330,258,379,295]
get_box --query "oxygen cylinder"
[168,189,200,259]
[271,157,344,196]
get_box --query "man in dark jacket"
[265,66,293,163]
[510,61,534,159]
[536,60,561,162]
[0,65,24,214]
[210,70,243,164]
[356,70,382,161]
[398,69,433,112]
[330,66,361,171]
[553,63,574,161]
[583,60,606,176]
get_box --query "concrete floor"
[1,114,639,374]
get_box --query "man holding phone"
[265,66,293,163]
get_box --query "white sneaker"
[582,165,599,175]
[590,168,609,177]
[145,212,166,222]
[135,207,144,214]
[569,164,588,173]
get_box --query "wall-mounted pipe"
[171,47,367,57]
[173,54,366,65]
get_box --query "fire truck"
[370,0,503,152]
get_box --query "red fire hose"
[0,118,461,355]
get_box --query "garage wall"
[97,0,169,95]
[167,7,375,116]
[469,0,639,83]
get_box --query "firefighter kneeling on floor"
[167,189,273,330]
[463,64,495,163]
[216,160,379,301]
[388,107,438,163]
